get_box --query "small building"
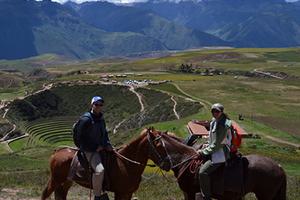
[100,74,108,78]
[102,78,109,82]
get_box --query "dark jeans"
[199,160,223,198]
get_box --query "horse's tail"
[274,166,287,200]
[41,148,75,200]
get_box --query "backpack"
[229,124,242,153]
[72,112,94,148]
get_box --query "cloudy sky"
[51,0,299,4]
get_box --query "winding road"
[113,85,145,134]
[253,69,285,80]
[265,135,300,149]
[113,119,126,134]
[0,124,16,142]
[129,86,145,112]
[171,83,212,111]
[170,96,180,120]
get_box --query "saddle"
[68,150,111,191]
[190,154,246,196]
[211,155,245,196]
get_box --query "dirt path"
[5,133,29,144]
[113,119,126,134]
[253,69,285,80]
[2,108,8,118]
[129,86,145,112]
[0,124,16,142]
[1,141,13,153]
[113,85,145,134]
[265,135,300,149]
[21,83,54,100]
[170,96,180,120]
[171,83,212,110]
[0,133,29,153]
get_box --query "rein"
[113,147,156,168]
[113,150,143,166]
[176,158,203,180]
[146,129,200,172]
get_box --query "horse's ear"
[164,130,168,135]
[151,126,155,132]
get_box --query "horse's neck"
[118,135,148,169]
[165,136,199,177]
[168,141,197,163]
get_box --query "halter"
[146,129,198,171]
[147,129,174,169]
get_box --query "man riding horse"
[187,103,232,200]
[76,96,113,200]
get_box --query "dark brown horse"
[146,129,287,200]
[41,129,165,200]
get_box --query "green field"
[0,48,300,199]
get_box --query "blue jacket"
[77,111,111,152]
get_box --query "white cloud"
[51,0,148,3]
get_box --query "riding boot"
[99,193,109,200]
[195,193,211,200]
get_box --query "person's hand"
[197,149,209,159]
[96,146,104,152]
[196,149,202,155]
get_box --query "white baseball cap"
[91,96,104,105]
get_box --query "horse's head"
[146,127,198,171]
[146,127,172,171]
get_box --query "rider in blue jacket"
[77,96,113,200]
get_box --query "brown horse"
[146,129,287,200]
[41,128,166,200]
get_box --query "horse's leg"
[273,176,287,200]
[41,177,57,200]
[114,193,133,200]
[54,180,73,200]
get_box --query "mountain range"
[134,0,300,47]
[0,0,300,60]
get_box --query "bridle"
[146,129,199,171]
[147,129,174,169]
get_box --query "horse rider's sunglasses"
[211,109,221,113]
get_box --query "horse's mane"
[166,132,203,150]
[165,132,185,143]
[162,131,197,153]
[117,129,148,153]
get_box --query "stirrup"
[195,193,203,200]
